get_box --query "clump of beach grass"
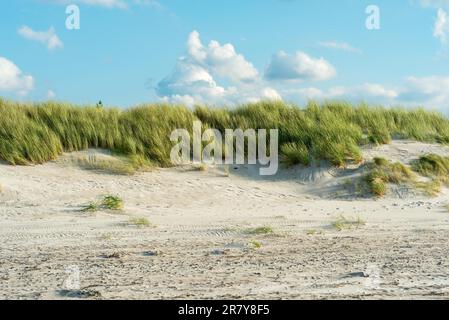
[410,154,449,196]
[331,215,366,231]
[102,195,124,210]
[81,195,124,212]
[412,154,449,181]
[365,157,415,197]
[365,155,449,197]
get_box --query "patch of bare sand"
[1,141,449,300]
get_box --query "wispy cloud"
[419,0,449,9]
[283,83,398,103]
[265,51,336,82]
[47,0,127,9]
[317,41,361,53]
[18,26,63,51]
[282,75,449,112]
[46,0,162,9]
[434,8,449,44]
[47,90,56,99]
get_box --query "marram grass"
[1,98,449,168]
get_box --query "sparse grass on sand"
[249,240,262,249]
[74,154,151,175]
[2,98,449,170]
[193,163,208,172]
[243,226,274,235]
[331,215,366,231]
[414,179,443,197]
[128,216,151,228]
[306,229,323,235]
[81,202,99,212]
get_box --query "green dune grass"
[1,98,449,168]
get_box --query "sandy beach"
[1,140,449,300]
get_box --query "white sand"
[1,140,449,300]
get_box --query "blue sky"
[1,0,449,111]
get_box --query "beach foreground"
[1,141,449,300]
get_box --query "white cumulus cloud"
[0,57,34,95]
[187,31,259,83]
[18,26,63,51]
[157,31,280,106]
[157,57,228,104]
[265,51,336,81]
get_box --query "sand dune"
[1,140,449,299]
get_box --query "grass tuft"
[128,217,151,228]
[243,226,274,235]
[81,195,124,212]
[249,240,263,249]
[331,215,366,231]
[412,154,449,180]
[81,202,98,212]
[102,195,124,210]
